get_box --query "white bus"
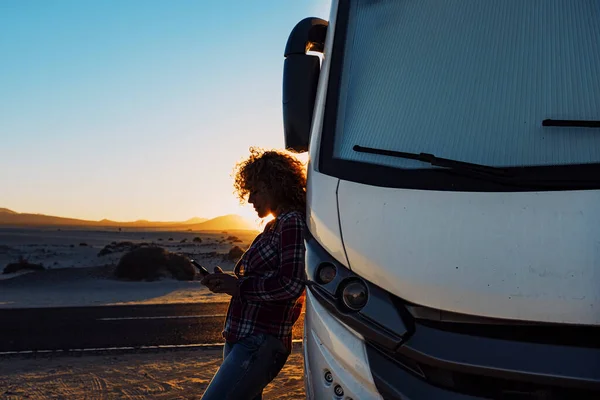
[282,1,600,399]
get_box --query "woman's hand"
[201,267,240,297]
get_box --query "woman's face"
[248,184,273,218]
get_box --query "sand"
[0,228,258,308]
[0,227,257,270]
[0,265,231,308]
[0,345,306,399]
[0,227,306,398]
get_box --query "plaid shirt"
[222,210,306,352]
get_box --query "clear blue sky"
[0,0,329,223]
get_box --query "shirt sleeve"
[238,213,306,302]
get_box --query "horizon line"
[0,207,253,225]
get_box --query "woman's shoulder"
[270,210,306,232]
[277,210,306,224]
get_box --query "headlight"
[316,263,337,284]
[341,280,368,311]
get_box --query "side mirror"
[282,18,328,153]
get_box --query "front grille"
[415,318,600,349]
[395,298,600,349]
[369,343,600,400]
[418,362,597,400]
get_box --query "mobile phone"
[189,258,210,277]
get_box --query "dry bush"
[226,236,243,243]
[3,257,45,274]
[98,242,149,257]
[226,246,245,261]
[114,247,196,281]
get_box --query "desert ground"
[0,227,259,307]
[0,345,306,399]
[0,227,306,399]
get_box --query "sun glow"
[293,151,309,166]
[234,202,274,231]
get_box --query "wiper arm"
[353,145,511,177]
[542,119,600,128]
[352,145,600,190]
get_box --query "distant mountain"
[183,217,208,224]
[0,212,91,226]
[184,214,255,231]
[0,209,253,231]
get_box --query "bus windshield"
[320,0,600,190]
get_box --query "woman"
[200,147,307,400]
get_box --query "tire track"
[89,374,108,400]
[0,346,304,399]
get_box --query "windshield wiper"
[542,119,600,128]
[353,145,511,177]
[352,144,600,189]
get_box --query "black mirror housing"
[282,18,328,153]
[283,54,321,152]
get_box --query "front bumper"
[304,288,383,400]
[303,235,600,399]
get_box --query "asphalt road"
[0,302,234,353]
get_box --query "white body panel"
[306,170,347,267]
[305,0,349,267]
[303,290,382,400]
[337,181,600,325]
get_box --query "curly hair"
[233,147,306,214]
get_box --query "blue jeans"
[201,333,290,400]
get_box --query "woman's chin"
[253,209,264,218]
[255,210,271,219]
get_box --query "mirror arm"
[284,17,328,57]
